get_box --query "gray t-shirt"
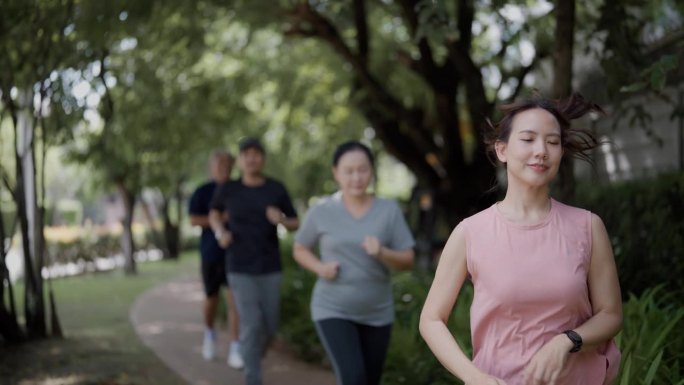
[295,192,415,326]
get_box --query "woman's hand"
[465,373,508,385]
[361,236,382,257]
[315,261,340,280]
[522,334,572,385]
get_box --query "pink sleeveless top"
[462,199,620,385]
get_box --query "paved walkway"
[130,273,335,385]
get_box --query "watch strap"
[563,330,583,353]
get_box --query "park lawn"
[0,251,198,385]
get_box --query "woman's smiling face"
[495,107,564,188]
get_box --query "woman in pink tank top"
[420,94,622,385]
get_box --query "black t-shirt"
[210,177,297,274]
[188,181,226,262]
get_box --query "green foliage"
[65,1,213,195]
[576,172,684,298]
[620,53,682,93]
[0,0,87,203]
[196,18,367,200]
[590,0,683,139]
[227,0,573,221]
[615,286,684,385]
[596,0,682,97]
[0,0,75,88]
[382,273,472,385]
[54,3,369,204]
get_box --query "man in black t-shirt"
[210,138,299,385]
[188,150,243,369]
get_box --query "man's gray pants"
[228,272,282,385]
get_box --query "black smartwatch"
[563,330,583,353]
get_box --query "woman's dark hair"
[484,93,602,165]
[332,140,375,168]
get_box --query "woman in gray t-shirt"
[294,141,415,385]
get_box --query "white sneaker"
[202,332,216,360]
[227,346,244,369]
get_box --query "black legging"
[314,318,392,385]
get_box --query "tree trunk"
[678,90,684,171]
[287,2,500,226]
[357,93,495,226]
[0,198,23,343]
[0,307,24,343]
[117,182,137,275]
[15,89,46,339]
[161,195,179,260]
[140,195,166,258]
[38,113,63,338]
[161,178,184,260]
[174,180,183,254]
[553,0,577,202]
[47,286,63,338]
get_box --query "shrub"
[43,225,163,267]
[382,272,472,385]
[615,286,684,385]
[576,172,684,299]
[46,231,121,265]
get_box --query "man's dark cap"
[238,137,265,154]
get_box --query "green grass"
[0,251,198,385]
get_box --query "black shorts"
[201,258,228,296]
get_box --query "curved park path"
[130,273,335,385]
